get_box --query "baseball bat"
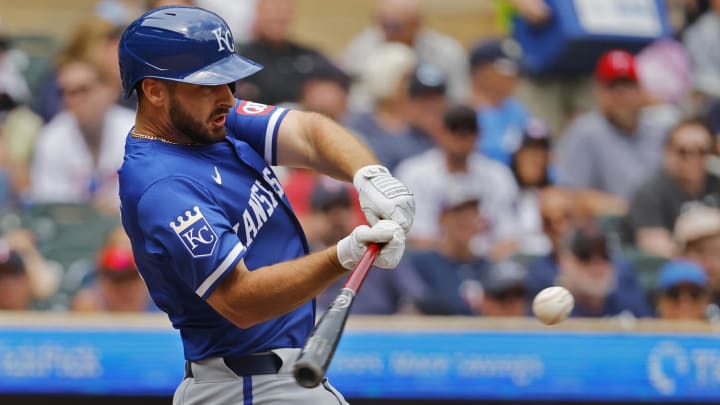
[293,243,381,388]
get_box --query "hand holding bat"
[293,220,405,388]
[293,244,380,388]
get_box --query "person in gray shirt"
[627,118,720,258]
[556,50,667,215]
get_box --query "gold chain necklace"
[131,130,189,145]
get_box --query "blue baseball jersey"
[119,100,314,361]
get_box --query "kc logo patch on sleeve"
[170,206,218,257]
[236,100,274,116]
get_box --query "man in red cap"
[555,49,667,216]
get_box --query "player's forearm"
[308,115,380,180]
[208,246,346,328]
[277,111,379,181]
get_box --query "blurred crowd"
[2,0,720,323]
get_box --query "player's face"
[166,82,235,144]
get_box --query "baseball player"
[116,6,414,405]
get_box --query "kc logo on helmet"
[212,27,235,52]
[170,206,218,257]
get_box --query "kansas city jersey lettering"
[262,167,285,198]
[170,206,218,257]
[238,180,278,246]
[229,168,286,246]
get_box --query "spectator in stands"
[395,105,519,259]
[29,58,134,212]
[526,186,585,292]
[4,229,60,304]
[683,0,720,102]
[344,43,431,171]
[512,118,554,256]
[303,178,361,252]
[501,0,595,136]
[407,185,490,315]
[0,242,33,310]
[34,17,121,123]
[628,118,720,258]
[654,259,711,320]
[668,0,710,35]
[310,180,424,315]
[404,63,448,151]
[299,64,351,123]
[235,0,338,105]
[468,37,529,166]
[674,204,720,305]
[480,260,529,317]
[343,0,469,111]
[71,227,155,312]
[556,50,665,216]
[539,187,584,252]
[634,39,690,128]
[0,30,43,207]
[529,221,651,318]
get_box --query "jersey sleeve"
[225,99,290,166]
[136,177,246,299]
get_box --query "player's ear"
[140,78,169,107]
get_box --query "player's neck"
[134,112,196,145]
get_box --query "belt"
[185,352,282,378]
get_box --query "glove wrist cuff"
[335,238,357,271]
[353,164,390,190]
[329,247,350,272]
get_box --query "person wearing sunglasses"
[548,221,651,318]
[655,259,710,320]
[628,117,720,258]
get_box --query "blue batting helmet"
[118,6,262,97]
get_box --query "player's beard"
[168,95,227,145]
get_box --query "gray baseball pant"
[173,348,349,405]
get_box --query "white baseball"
[532,286,574,325]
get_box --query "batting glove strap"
[336,220,406,270]
[352,165,415,234]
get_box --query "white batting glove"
[353,165,415,234]
[336,220,406,270]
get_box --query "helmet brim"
[181,53,263,86]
